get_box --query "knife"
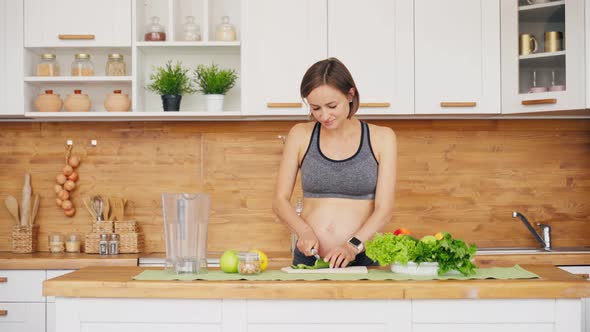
[310,247,321,260]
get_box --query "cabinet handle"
[360,103,390,108]
[521,98,557,105]
[58,34,95,40]
[267,103,302,108]
[576,273,589,279]
[440,102,477,107]
[0,310,7,316]
[0,277,6,283]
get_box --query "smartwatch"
[347,236,364,253]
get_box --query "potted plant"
[194,63,238,112]
[146,61,196,111]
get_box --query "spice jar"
[145,16,166,41]
[65,234,81,253]
[71,53,94,76]
[34,90,62,112]
[109,234,119,255]
[99,234,109,256]
[104,89,131,112]
[48,234,65,253]
[183,16,201,41]
[37,53,59,76]
[215,16,237,41]
[238,252,261,275]
[64,89,92,112]
[105,54,126,76]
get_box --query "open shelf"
[24,76,132,83]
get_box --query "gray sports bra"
[300,121,378,200]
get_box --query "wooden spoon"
[30,194,40,225]
[4,195,20,225]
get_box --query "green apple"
[220,250,239,273]
[420,235,437,244]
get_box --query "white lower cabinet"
[46,270,75,332]
[0,302,45,332]
[54,298,583,332]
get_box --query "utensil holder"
[11,225,39,253]
[92,221,114,234]
[115,220,138,233]
[119,232,144,253]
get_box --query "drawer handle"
[440,102,477,107]
[576,273,589,279]
[522,98,557,105]
[0,277,6,283]
[267,103,302,108]
[58,34,96,40]
[360,103,390,108]
[0,310,7,316]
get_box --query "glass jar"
[238,252,261,275]
[105,54,126,76]
[65,234,81,253]
[183,16,201,41]
[71,53,94,76]
[215,16,237,41]
[145,16,166,41]
[48,234,65,253]
[36,53,59,76]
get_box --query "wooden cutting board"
[280,266,368,274]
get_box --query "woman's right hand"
[296,227,319,257]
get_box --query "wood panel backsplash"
[0,120,588,255]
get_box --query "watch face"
[349,237,362,247]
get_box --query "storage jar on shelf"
[104,89,131,112]
[36,53,59,76]
[105,54,126,76]
[64,89,91,112]
[183,16,201,41]
[215,16,237,41]
[145,16,166,41]
[71,53,94,76]
[34,90,62,112]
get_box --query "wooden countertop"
[0,252,139,269]
[43,265,590,300]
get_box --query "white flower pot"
[205,94,224,112]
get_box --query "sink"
[476,247,590,255]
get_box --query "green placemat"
[133,265,539,281]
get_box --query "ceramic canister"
[104,90,131,112]
[64,89,91,112]
[34,90,62,112]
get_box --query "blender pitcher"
[162,193,210,274]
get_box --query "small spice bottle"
[71,53,94,76]
[65,234,81,253]
[48,234,65,253]
[37,53,59,76]
[144,16,166,41]
[99,234,109,256]
[109,234,119,255]
[105,54,126,76]
[238,252,261,275]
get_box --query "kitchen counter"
[0,252,139,269]
[43,265,590,300]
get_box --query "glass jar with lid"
[37,53,59,76]
[145,16,166,41]
[215,16,237,41]
[71,53,94,76]
[183,16,201,41]
[238,252,261,275]
[105,54,126,76]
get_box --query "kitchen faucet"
[512,211,551,250]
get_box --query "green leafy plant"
[146,61,196,96]
[194,63,238,95]
[365,232,478,276]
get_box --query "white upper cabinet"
[328,0,414,115]
[415,0,501,114]
[24,0,131,47]
[242,0,327,116]
[501,0,585,114]
[0,0,24,117]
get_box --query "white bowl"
[390,261,439,276]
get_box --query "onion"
[56,198,63,207]
[68,156,81,168]
[68,172,79,182]
[61,200,73,210]
[64,180,76,191]
[57,189,69,201]
[62,164,74,176]
[64,208,76,217]
[54,184,62,194]
[56,174,67,185]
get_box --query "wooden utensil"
[30,193,40,225]
[110,197,124,221]
[280,266,368,274]
[4,195,20,225]
[21,174,31,226]
[102,196,110,221]
[82,196,97,220]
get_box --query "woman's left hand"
[324,244,358,268]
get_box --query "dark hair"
[300,57,360,118]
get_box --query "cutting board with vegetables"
[280,266,368,274]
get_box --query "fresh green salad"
[365,232,477,276]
